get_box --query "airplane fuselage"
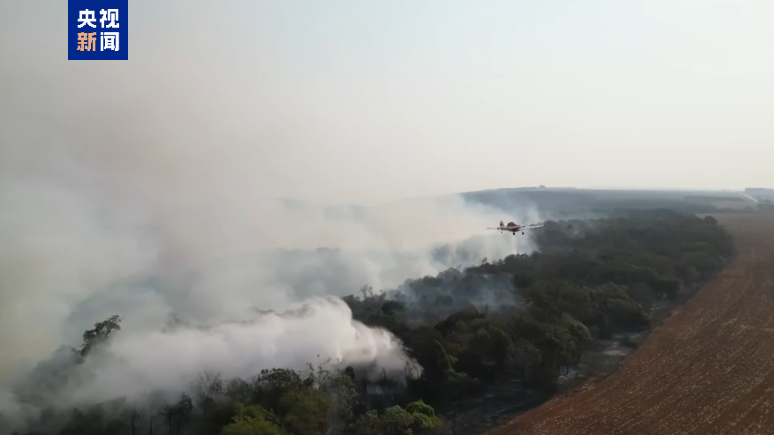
[488,220,543,235]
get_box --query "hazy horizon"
[3,1,774,206]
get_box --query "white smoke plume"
[0,1,543,428]
[47,298,416,406]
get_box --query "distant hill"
[275,187,765,220]
[461,187,759,216]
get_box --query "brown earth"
[485,213,774,435]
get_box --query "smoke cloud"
[0,1,543,428]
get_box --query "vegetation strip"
[7,210,734,435]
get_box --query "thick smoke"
[0,1,542,428]
[20,298,415,408]
[0,130,539,427]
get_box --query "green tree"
[220,403,289,435]
[277,388,329,435]
[382,406,414,435]
[353,410,382,435]
[405,400,441,433]
[77,315,122,358]
[509,338,542,384]
[560,314,592,362]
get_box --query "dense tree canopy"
[6,210,734,435]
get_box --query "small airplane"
[487,220,545,235]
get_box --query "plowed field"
[486,213,774,435]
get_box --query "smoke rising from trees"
[0,5,541,426]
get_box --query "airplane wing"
[523,224,545,229]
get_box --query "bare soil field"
[485,213,774,435]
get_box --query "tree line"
[6,210,735,435]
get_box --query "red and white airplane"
[487,220,545,235]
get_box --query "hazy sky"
[0,2,773,423]
[2,0,774,204]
